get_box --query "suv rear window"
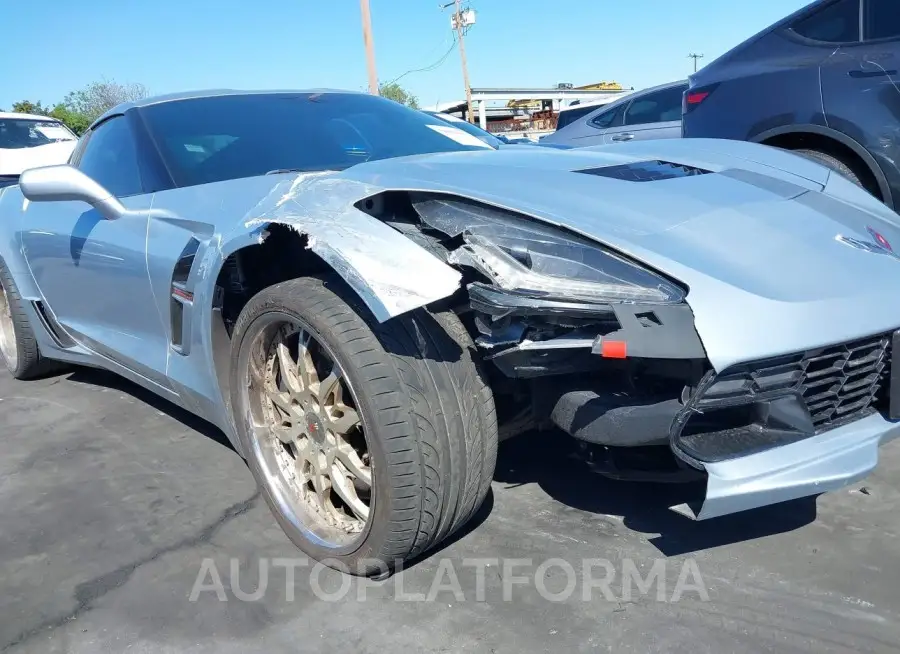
[556,104,599,130]
[623,86,686,126]
[866,0,900,40]
[791,0,860,43]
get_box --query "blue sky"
[2,0,814,111]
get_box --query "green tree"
[10,100,50,115]
[62,79,149,123]
[378,82,419,109]
[48,105,91,135]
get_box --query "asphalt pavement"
[1,367,899,653]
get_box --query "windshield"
[427,111,502,148]
[141,93,494,188]
[0,118,76,150]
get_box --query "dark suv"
[682,0,900,209]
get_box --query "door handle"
[611,133,635,141]
[849,69,897,79]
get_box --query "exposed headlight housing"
[416,197,684,305]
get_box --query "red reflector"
[686,91,709,105]
[688,91,709,104]
[601,340,627,359]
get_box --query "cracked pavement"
[1,368,899,653]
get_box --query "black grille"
[576,160,712,182]
[701,333,892,431]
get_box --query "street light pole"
[360,0,379,95]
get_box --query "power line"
[384,36,458,87]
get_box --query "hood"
[0,141,77,176]
[342,138,900,370]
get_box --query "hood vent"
[577,160,712,182]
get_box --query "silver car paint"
[5,136,900,520]
[674,411,900,521]
[334,140,900,372]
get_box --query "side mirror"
[19,165,125,221]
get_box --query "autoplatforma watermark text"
[189,556,709,604]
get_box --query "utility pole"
[443,1,475,122]
[688,53,704,73]
[360,0,379,95]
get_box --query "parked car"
[541,80,687,147]
[682,0,900,209]
[423,110,505,148]
[0,113,77,188]
[424,110,573,149]
[5,89,900,576]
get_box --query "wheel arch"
[202,216,462,424]
[753,124,891,205]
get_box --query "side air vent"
[577,160,712,182]
[31,301,76,348]
[170,238,201,352]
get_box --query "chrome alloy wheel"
[0,282,17,370]
[244,317,372,548]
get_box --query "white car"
[0,113,78,188]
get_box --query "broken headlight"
[438,207,685,305]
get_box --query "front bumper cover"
[671,411,900,520]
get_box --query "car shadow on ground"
[61,368,816,560]
[64,368,236,453]
[494,430,818,557]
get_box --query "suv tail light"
[682,83,719,114]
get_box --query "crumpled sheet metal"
[243,172,462,322]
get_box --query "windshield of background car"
[0,119,76,149]
[141,93,495,187]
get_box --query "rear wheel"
[229,275,497,575]
[793,148,863,188]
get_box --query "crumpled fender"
[223,172,462,322]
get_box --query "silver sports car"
[2,89,899,575]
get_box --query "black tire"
[229,274,497,575]
[794,149,863,188]
[0,259,59,379]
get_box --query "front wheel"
[0,259,60,379]
[229,275,497,576]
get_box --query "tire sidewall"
[229,286,398,574]
[0,261,27,377]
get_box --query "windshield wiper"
[265,168,308,175]
[265,166,348,175]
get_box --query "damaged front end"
[354,189,900,520]
[360,191,713,479]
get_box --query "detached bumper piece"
[671,331,899,520]
[672,413,900,520]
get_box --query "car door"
[603,84,687,143]
[20,113,172,388]
[817,0,900,193]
